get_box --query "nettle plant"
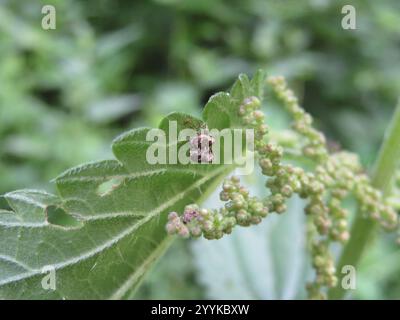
[1,70,399,300]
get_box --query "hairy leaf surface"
[0,71,265,299]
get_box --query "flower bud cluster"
[318,151,397,231]
[238,96,268,140]
[237,91,342,296]
[166,176,269,240]
[267,76,328,162]
[355,176,398,230]
[165,75,399,299]
[307,241,337,300]
[267,76,399,297]
[312,153,357,242]
[237,95,300,215]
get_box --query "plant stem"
[328,101,400,300]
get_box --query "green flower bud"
[219,191,230,201]
[281,185,293,197]
[275,204,287,214]
[250,216,262,225]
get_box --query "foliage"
[1,0,400,300]
[0,71,268,298]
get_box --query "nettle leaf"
[0,71,266,299]
[204,70,266,130]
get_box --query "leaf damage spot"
[45,205,83,228]
[96,177,125,197]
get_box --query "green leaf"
[0,71,266,299]
[203,92,233,130]
[203,70,266,131]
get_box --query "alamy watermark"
[41,265,56,291]
[341,5,356,30]
[145,121,255,175]
[341,264,356,290]
[41,5,56,30]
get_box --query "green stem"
[328,101,400,300]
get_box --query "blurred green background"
[1,0,400,299]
